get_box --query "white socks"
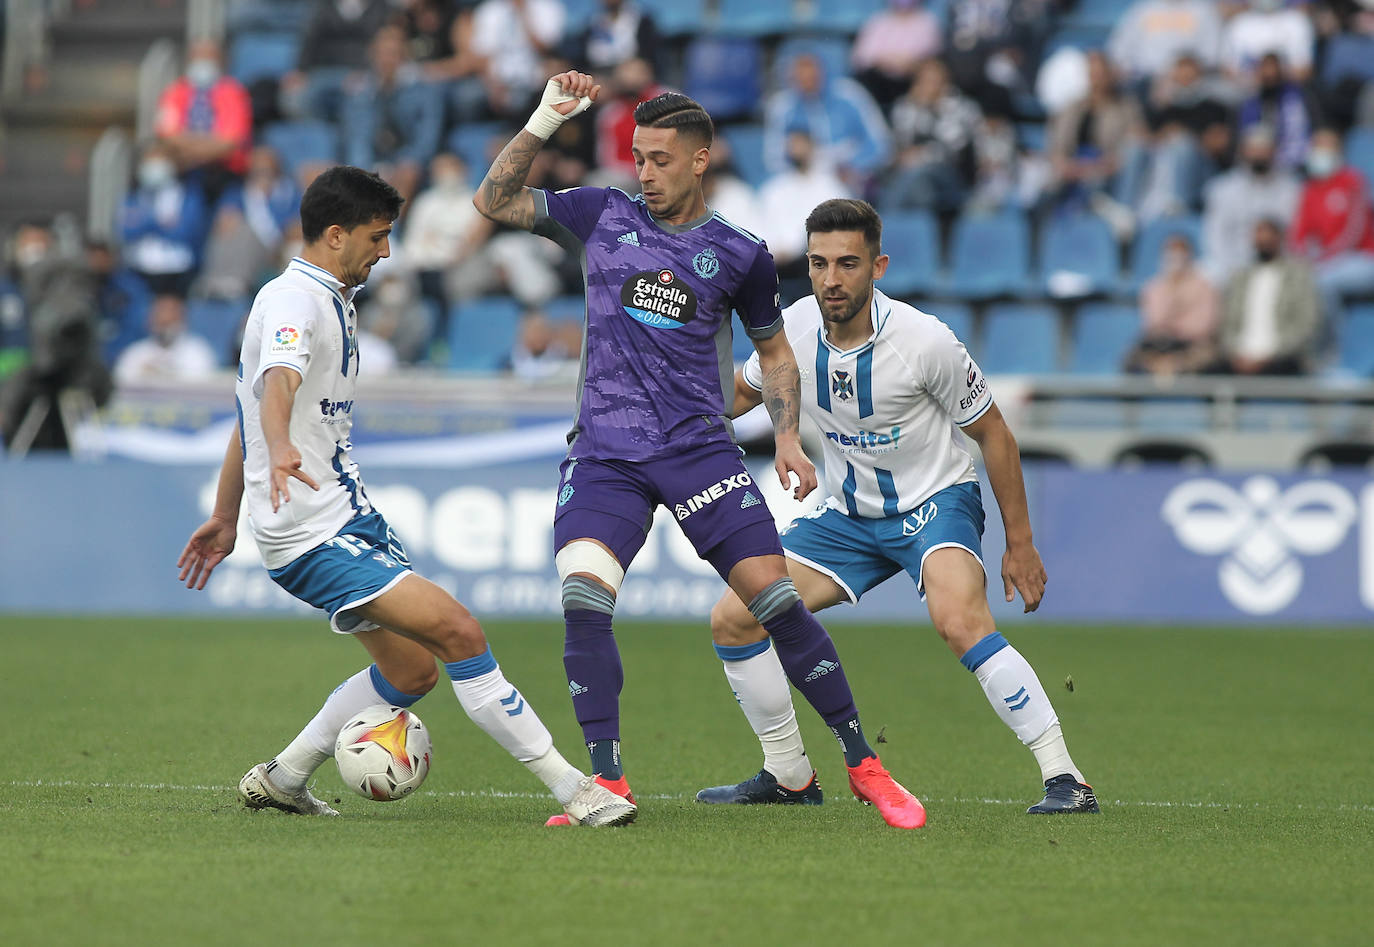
[269,666,394,792]
[717,641,815,790]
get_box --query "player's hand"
[525,72,601,139]
[551,71,601,111]
[268,444,319,512]
[1002,541,1047,613]
[773,437,818,501]
[178,514,237,591]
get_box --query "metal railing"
[1,0,67,103]
[87,125,133,242]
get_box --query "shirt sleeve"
[735,242,784,339]
[742,349,764,391]
[920,322,993,427]
[251,289,320,397]
[532,186,608,246]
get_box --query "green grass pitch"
[1,615,1370,945]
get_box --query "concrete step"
[1,124,110,179]
[0,173,90,229]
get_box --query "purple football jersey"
[533,186,783,462]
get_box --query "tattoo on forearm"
[762,363,801,435]
[478,130,543,229]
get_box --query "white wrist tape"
[523,79,594,140]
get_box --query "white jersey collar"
[819,288,892,357]
[288,257,361,306]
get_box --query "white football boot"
[562,774,637,826]
[237,763,339,816]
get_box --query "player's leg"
[697,558,846,802]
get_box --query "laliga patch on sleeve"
[270,324,302,354]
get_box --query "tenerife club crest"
[831,369,854,402]
[692,247,720,279]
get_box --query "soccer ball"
[334,705,432,801]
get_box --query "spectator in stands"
[763,50,892,194]
[1046,51,1146,227]
[967,110,1050,213]
[119,140,210,297]
[1140,53,1234,219]
[593,57,668,190]
[850,0,943,111]
[1311,0,1374,129]
[1289,127,1374,318]
[283,0,397,121]
[1216,217,1321,375]
[703,138,766,238]
[403,152,493,313]
[341,25,444,208]
[85,238,153,365]
[884,57,983,214]
[112,294,218,386]
[509,307,580,380]
[1220,0,1315,83]
[356,273,432,367]
[757,130,853,301]
[409,2,491,123]
[199,145,304,301]
[1201,124,1301,285]
[154,38,253,204]
[574,0,661,74]
[1126,232,1220,375]
[945,0,1055,118]
[469,0,568,117]
[1236,53,1318,173]
[1108,0,1223,86]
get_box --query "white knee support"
[555,540,625,594]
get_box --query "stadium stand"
[448,297,522,372]
[947,211,1033,300]
[979,303,1062,374]
[876,210,940,297]
[1069,302,1140,374]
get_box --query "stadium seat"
[775,35,854,83]
[448,297,521,372]
[714,0,794,37]
[1345,128,1374,188]
[446,122,511,184]
[1321,33,1374,88]
[946,210,1032,299]
[641,0,708,36]
[877,210,940,296]
[186,297,251,366]
[560,0,599,32]
[228,31,300,85]
[226,0,312,32]
[1058,0,1132,29]
[1338,304,1374,376]
[1130,214,1202,290]
[978,302,1061,374]
[1069,302,1139,373]
[720,124,768,189]
[794,0,884,33]
[545,295,586,324]
[1043,22,1113,56]
[925,300,973,344]
[1039,211,1119,297]
[260,120,339,174]
[684,37,764,123]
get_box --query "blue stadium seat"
[1059,0,1132,28]
[560,0,599,31]
[775,35,854,83]
[1345,128,1374,188]
[446,122,511,185]
[186,297,250,366]
[794,0,884,33]
[260,120,339,174]
[1321,33,1374,88]
[721,124,768,190]
[1043,22,1113,55]
[1040,211,1119,297]
[946,210,1032,299]
[1130,214,1202,290]
[926,300,973,344]
[226,0,313,32]
[715,0,793,37]
[877,210,940,296]
[684,37,764,123]
[545,295,586,324]
[1016,122,1047,153]
[641,0,708,36]
[1070,302,1139,374]
[448,297,521,372]
[978,303,1061,374]
[1338,304,1374,376]
[228,30,300,85]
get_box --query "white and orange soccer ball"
[334,705,432,801]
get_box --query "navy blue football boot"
[1027,773,1100,814]
[696,768,824,805]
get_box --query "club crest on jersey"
[621,269,698,330]
[271,324,301,353]
[832,370,854,401]
[692,247,720,279]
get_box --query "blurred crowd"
[5,0,1374,448]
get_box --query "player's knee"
[934,609,993,656]
[429,609,488,662]
[556,541,624,614]
[386,659,439,697]
[710,595,761,647]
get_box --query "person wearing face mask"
[1201,123,1301,285]
[1220,0,1315,83]
[1289,126,1374,322]
[111,294,218,387]
[119,141,211,297]
[153,38,252,204]
[1215,217,1321,374]
[403,152,492,315]
[851,0,944,110]
[1127,232,1220,375]
[1236,53,1317,172]
[757,130,852,302]
[199,146,305,301]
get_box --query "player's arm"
[260,366,319,513]
[962,403,1047,613]
[472,71,600,230]
[731,365,765,418]
[753,330,817,500]
[177,422,244,590]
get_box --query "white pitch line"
[8,780,1374,812]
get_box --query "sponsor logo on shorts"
[270,324,301,353]
[805,659,838,682]
[674,472,754,520]
[740,491,761,509]
[903,500,938,536]
[692,247,720,279]
[621,269,698,329]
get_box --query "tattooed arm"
[753,330,817,500]
[472,71,600,230]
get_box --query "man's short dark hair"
[299,166,403,243]
[633,93,714,148]
[805,198,883,259]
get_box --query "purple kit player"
[473,71,925,828]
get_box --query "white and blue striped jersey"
[235,258,371,569]
[743,289,992,519]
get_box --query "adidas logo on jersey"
[740,492,761,509]
[805,660,839,682]
[618,231,640,246]
[569,680,589,697]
